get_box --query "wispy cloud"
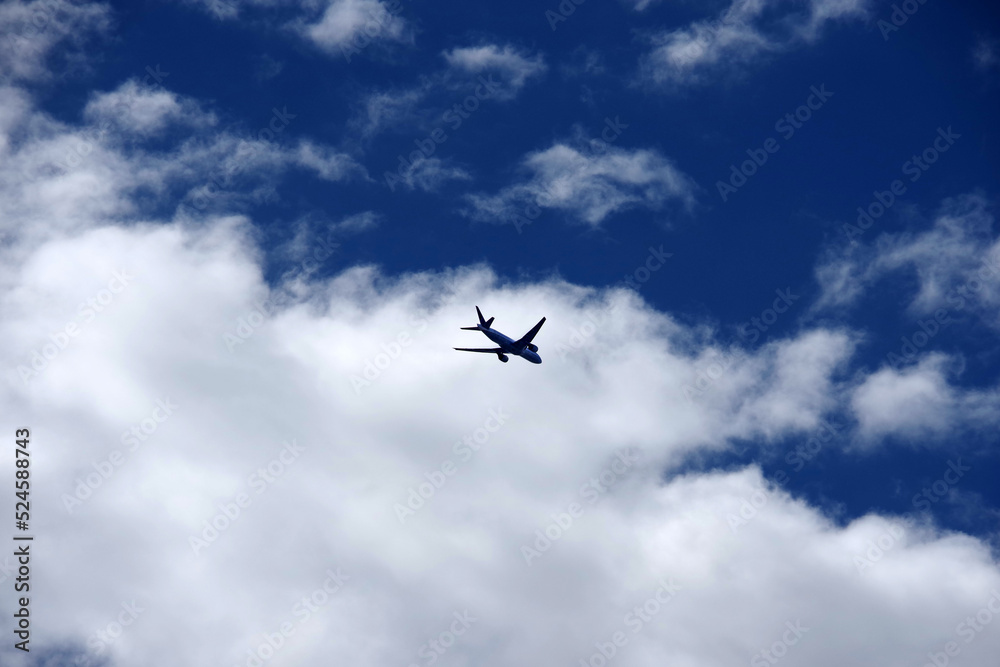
[639,0,869,87]
[441,43,547,100]
[0,0,113,82]
[814,194,1000,326]
[390,155,471,192]
[350,42,546,140]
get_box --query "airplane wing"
[514,317,546,348]
[454,347,503,353]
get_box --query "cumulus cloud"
[0,81,367,249]
[464,138,697,227]
[815,194,1000,326]
[850,354,1000,443]
[2,222,1000,667]
[84,79,217,137]
[295,0,411,55]
[639,0,868,87]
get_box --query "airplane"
[454,306,546,364]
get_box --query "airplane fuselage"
[481,327,542,363]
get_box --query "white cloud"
[349,86,428,139]
[181,0,411,58]
[0,82,366,249]
[84,80,217,137]
[815,194,1000,326]
[851,354,1000,443]
[294,140,369,182]
[465,140,697,227]
[349,43,546,140]
[442,43,547,99]
[296,0,411,55]
[639,0,868,87]
[330,210,380,234]
[386,155,471,192]
[2,224,1000,666]
[0,0,112,83]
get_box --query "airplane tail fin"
[468,306,494,329]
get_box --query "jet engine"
[497,353,509,362]
[527,344,538,352]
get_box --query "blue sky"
[2,1,1000,666]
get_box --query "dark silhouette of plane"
[455,306,545,364]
